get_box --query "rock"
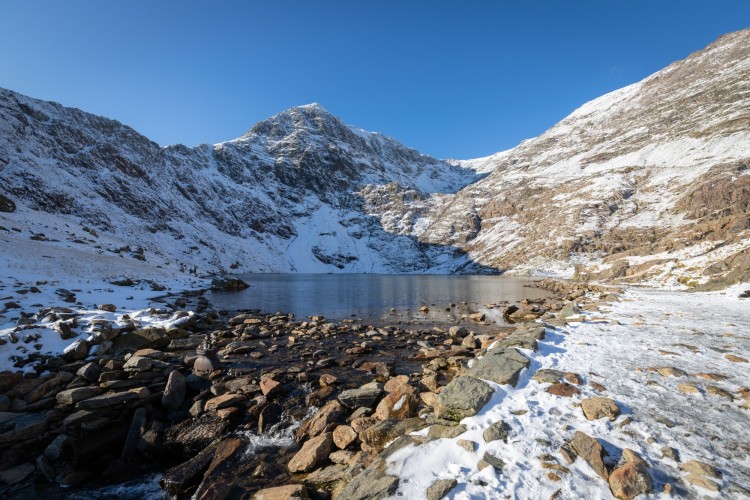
[76,391,139,409]
[330,450,355,465]
[319,374,338,387]
[466,347,530,386]
[609,463,653,499]
[288,432,333,473]
[205,393,246,411]
[115,328,170,351]
[469,312,486,322]
[359,418,431,450]
[679,460,721,478]
[426,478,457,500]
[0,463,35,485]
[684,473,720,492]
[0,193,16,213]
[211,276,250,291]
[677,383,700,394]
[336,458,399,500]
[533,369,565,384]
[435,376,494,421]
[457,439,475,452]
[297,400,346,441]
[448,326,468,338]
[706,385,733,400]
[258,403,283,433]
[98,304,117,312]
[428,423,466,439]
[374,384,417,420]
[655,366,688,377]
[350,416,378,434]
[569,431,608,481]
[0,412,49,445]
[62,339,89,361]
[76,362,101,382]
[661,447,680,461]
[162,370,187,410]
[0,394,9,412]
[160,443,217,496]
[547,382,581,397]
[477,451,505,471]
[581,397,620,421]
[260,377,282,397]
[622,449,648,467]
[725,354,748,363]
[338,382,383,409]
[122,407,147,459]
[333,425,358,449]
[303,464,347,491]
[253,484,310,499]
[483,420,511,443]
[56,386,103,405]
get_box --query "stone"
[123,355,155,372]
[679,460,721,479]
[359,418,431,450]
[466,347,530,386]
[608,463,653,499]
[333,425,358,449]
[319,374,338,387]
[0,463,35,485]
[569,431,608,481]
[76,362,102,382]
[621,449,647,467]
[655,366,687,377]
[477,452,505,471]
[448,326,468,338]
[457,439,475,452]
[435,376,494,421]
[483,420,511,443]
[211,276,250,291]
[581,397,620,421]
[160,443,217,496]
[297,400,346,441]
[338,382,383,409]
[677,383,700,394]
[330,450,355,465]
[260,377,282,397]
[661,447,679,461]
[0,412,49,445]
[205,393,246,411]
[162,370,187,410]
[336,458,398,500]
[725,354,748,363]
[427,478,457,500]
[98,304,117,312]
[374,383,417,420]
[253,484,310,499]
[564,372,582,385]
[706,385,733,400]
[547,382,581,397]
[258,403,283,433]
[56,386,103,405]
[288,432,333,473]
[684,473,720,492]
[428,423,466,439]
[76,391,138,409]
[350,416,378,434]
[62,339,89,361]
[533,369,565,384]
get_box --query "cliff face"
[1,29,750,286]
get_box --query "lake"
[206,274,551,323]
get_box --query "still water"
[207,274,550,321]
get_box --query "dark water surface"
[207,274,551,321]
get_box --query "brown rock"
[621,449,648,467]
[725,354,748,363]
[260,377,282,397]
[564,372,582,385]
[547,382,581,397]
[319,374,338,387]
[706,385,733,400]
[609,463,653,499]
[677,383,700,394]
[581,397,620,421]
[205,393,246,411]
[426,478,457,500]
[383,375,410,393]
[679,460,721,478]
[252,484,310,499]
[683,473,720,492]
[297,400,346,441]
[655,366,688,377]
[350,416,378,434]
[332,425,358,449]
[287,433,333,473]
[569,431,608,481]
[205,437,244,477]
[374,383,417,420]
[457,439,475,452]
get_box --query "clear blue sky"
[1,1,749,159]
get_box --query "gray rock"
[338,382,383,409]
[436,376,494,421]
[448,326,469,338]
[533,368,566,384]
[76,391,139,409]
[56,386,103,405]
[427,478,458,500]
[428,423,467,439]
[162,370,187,410]
[466,348,530,386]
[478,452,505,471]
[76,362,101,383]
[359,418,432,450]
[336,458,399,500]
[483,420,511,443]
[0,394,10,412]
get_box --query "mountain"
[1,29,749,286]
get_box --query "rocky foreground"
[1,278,748,499]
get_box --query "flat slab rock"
[466,347,530,386]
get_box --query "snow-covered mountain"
[1,28,749,285]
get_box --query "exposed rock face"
[2,31,750,279]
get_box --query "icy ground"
[386,285,750,499]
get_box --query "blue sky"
[1,1,749,158]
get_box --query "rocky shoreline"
[1,278,747,499]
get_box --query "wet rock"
[253,484,310,499]
[297,400,346,441]
[319,373,338,387]
[569,431,609,481]
[258,402,283,433]
[338,382,383,409]
[435,376,494,421]
[359,418,431,450]
[169,421,228,454]
[161,370,187,410]
[581,397,620,421]
[56,386,103,405]
[483,420,511,443]
[547,382,581,397]
[609,463,653,499]
[333,425,358,449]
[427,478,457,500]
[533,369,565,384]
[288,432,333,473]
[466,347,529,386]
[160,443,217,496]
[680,460,721,478]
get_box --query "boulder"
[547,382,581,397]
[332,425,358,449]
[448,326,468,338]
[56,386,103,405]
[427,478,457,500]
[205,393,246,411]
[581,397,620,421]
[338,382,383,409]
[297,400,346,441]
[76,362,101,383]
[335,458,398,500]
[162,370,187,410]
[679,460,721,479]
[435,376,494,421]
[211,276,250,291]
[466,348,529,386]
[427,423,466,439]
[569,431,608,481]
[287,432,333,473]
[609,463,653,499]
[483,420,511,443]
